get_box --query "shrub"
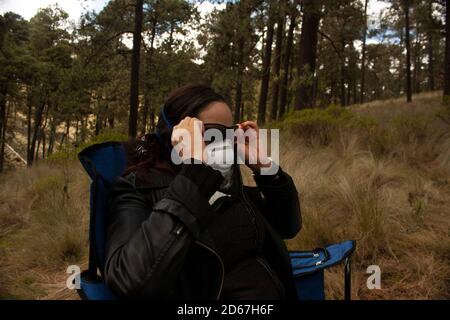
[391,113,430,145]
[279,104,380,149]
[75,130,128,154]
[280,105,354,147]
[47,130,128,162]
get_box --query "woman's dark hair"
[123,84,227,182]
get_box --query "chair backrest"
[78,141,127,275]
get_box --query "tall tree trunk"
[360,0,369,104]
[108,113,114,129]
[128,0,144,138]
[444,0,450,97]
[279,4,297,118]
[257,1,275,125]
[404,0,413,103]
[96,114,101,136]
[39,104,50,160]
[141,98,149,134]
[294,0,321,110]
[427,31,435,91]
[35,129,42,163]
[348,43,357,105]
[270,3,286,120]
[142,17,157,134]
[26,89,32,166]
[47,117,56,156]
[234,0,252,124]
[0,113,6,172]
[75,118,79,145]
[29,102,46,166]
[0,92,7,172]
[235,36,244,124]
[13,101,17,123]
[427,0,435,91]
[340,35,347,106]
[0,87,6,172]
[59,119,70,150]
[81,116,87,143]
[413,29,422,94]
[41,130,46,159]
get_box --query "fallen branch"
[5,143,27,165]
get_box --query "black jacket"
[104,162,302,300]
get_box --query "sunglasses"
[204,123,238,134]
[203,123,239,145]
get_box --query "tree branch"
[318,30,343,60]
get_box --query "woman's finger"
[239,121,258,131]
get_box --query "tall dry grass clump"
[0,157,89,299]
[281,91,450,299]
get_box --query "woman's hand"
[171,117,206,163]
[236,121,272,172]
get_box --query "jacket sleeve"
[252,167,301,239]
[104,163,223,299]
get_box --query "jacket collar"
[126,168,175,189]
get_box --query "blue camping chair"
[77,141,356,300]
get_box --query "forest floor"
[0,91,449,300]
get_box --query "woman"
[104,85,302,300]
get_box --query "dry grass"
[0,91,449,300]
[0,159,89,299]
[283,91,450,299]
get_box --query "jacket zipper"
[195,240,224,300]
[238,171,262,249]
[173,226,224,299]
[255,256,286,298]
